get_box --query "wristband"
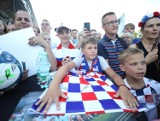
[118,84,128,89]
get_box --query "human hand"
[35,87,67,114]
[28,36,48,48]
[82,28,91,36]
[114,86,139,111]
[62,56,72,66]
[145,48,158,64]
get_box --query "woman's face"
[142,17,160,40]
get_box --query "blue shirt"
[98,34,127,78]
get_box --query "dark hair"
[0,20,8,34]
[33,26,40,33]
[71,29,78,32]
[14,10,32,22]
[101,12,115,24]
[124,23,135,30]
[90,29,97,32]
[102,12,115,20]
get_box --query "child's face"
[124,26,134,34]
[82,43,97,61]
[43,35,51,46]
[58,29,71,44]
[120,53,146,80]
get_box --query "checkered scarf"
[78,55,102,75]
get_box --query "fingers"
[43,98,54,114]
[36,97,49,112]
[54,97,61,110]
[62,56,71,65]
[36,92,66,114]
[127,101,136,111]
[118,87,139,111]
[125,95,139,112]
[61,92,68,99]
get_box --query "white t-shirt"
[73,55,110,71]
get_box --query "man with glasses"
[98,12,127,78]
[98,12,147,120]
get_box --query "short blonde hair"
[118,48,144,64]
[121,32,134,40]
[81,36,97,49]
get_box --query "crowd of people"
[0,9,160,121]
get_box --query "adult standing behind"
[123,23,140,44]
[98,12,127,79]
[41,19,52,33]
[71,29,78,45]
[41,19,60,49]
[130,11,160,82]
[0,10,55,121]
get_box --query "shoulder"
[129,44,137,48]
[97,55,105,60]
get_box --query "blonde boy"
[36,36,138,114]
[119,48,160,121]
[40,32,52,47]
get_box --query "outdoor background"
[30,0,160,34]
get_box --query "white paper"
[0,27,43,77]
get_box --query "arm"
[36,61,76,113]
[43,44,57,72]
[28,36,57,71]
[104,67,139,111]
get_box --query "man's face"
[57,29,71,44]
[14,11,33,30]
[102,14,119,35]
[41,20,52,33]
[71,30,78,39]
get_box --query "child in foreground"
[35,36,138,113]
[118,48,160,121]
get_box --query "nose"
[138,63,144,69]
[21,19,26,23]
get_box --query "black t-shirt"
[136,41,160,82]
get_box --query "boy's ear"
[119,64,125,72]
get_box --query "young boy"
[118,48,160,121]
[40,32,52,47]
[52,26,80,69]
[35,36,138,114]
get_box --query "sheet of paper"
[0,27,44,77]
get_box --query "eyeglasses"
[103,20,119,26]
